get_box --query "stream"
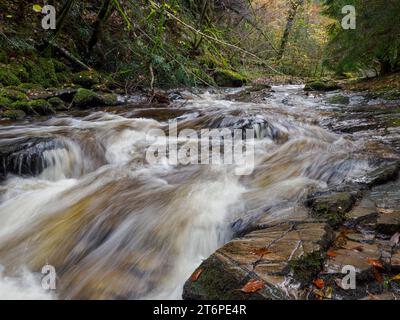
[0,85,398,299]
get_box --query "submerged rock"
[304,80,340,92]
[307,191,356,227]
[0,137,65,180]
[72,88,119,109]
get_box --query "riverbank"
[183,83,400,300]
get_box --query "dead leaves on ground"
[240,279,264,293]
[327,250,337,257]
[313,278,325,289]
[190,268,203,282]
[367,258,384,269]
[391,274,400,281]
[251,247,271,257]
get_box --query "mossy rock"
[0,88,28,101]
[47,97,67,111]
[19,83,45,91]
[2,109,26,120]
[56,72,72,85]
[72,88,118,109]
[23,58,59,88]
[0,96,12,109]
[328,95,350,105]
[28,99,55,115]
[289,251,326,285]
[213,68,246,87]
[11,64,29,83]
[72,71,101,89]
[307,191,356,227]
[0,66,21,86]
[10,100,37,115]
[304,80,340,92]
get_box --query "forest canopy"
[0,0,399,89]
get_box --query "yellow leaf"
[32,4,42,13]
[391,274,400,281]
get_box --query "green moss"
[72,71,101,88]
[72,88,118,109]
[304,80,339,92]
[0,88,28,101]
[56,72,71,85]
[289,251,325,285]
[101,93,118,106]
[2,109,26,120]
[0,96,12,108]
[47,97,67,111]
[72,88,101,108]
[0,66,21,86]
[10,100,36,115]
[213,68,246,87]
[19,83,45,91]
[23,58,59,88]
[27,99,55,115]
[389,119,400,126]
[328,95,350,105]
[11,64,29,82]
[309,192,355,227]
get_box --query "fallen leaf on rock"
[313,279,325,289]
[327,250,337,257]
[391,274,400,281]
[377,208,394,214]
[325,286,333,299]
[251,248,271,257]
[367,258,384,269]
[190,268,203,282]
[240,279,264,293]
[313,289,324,300]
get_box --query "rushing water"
[0,85,385,299]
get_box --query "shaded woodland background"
[0,0,399,90]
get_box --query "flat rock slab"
[376,210,400,235]
[322,240,380,276]
[183,222,333,300]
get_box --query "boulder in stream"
[0,137,65,180]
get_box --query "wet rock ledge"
[183,161,400,300]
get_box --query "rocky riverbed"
[0,82,399,300]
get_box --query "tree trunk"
[88,0,114,56]
[277,0,304,60]
[379,59,393,76]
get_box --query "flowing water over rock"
[0,85,398,299]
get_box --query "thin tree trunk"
[88,0,114,56]
[51,0,75,41]
[277,0,304,60]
